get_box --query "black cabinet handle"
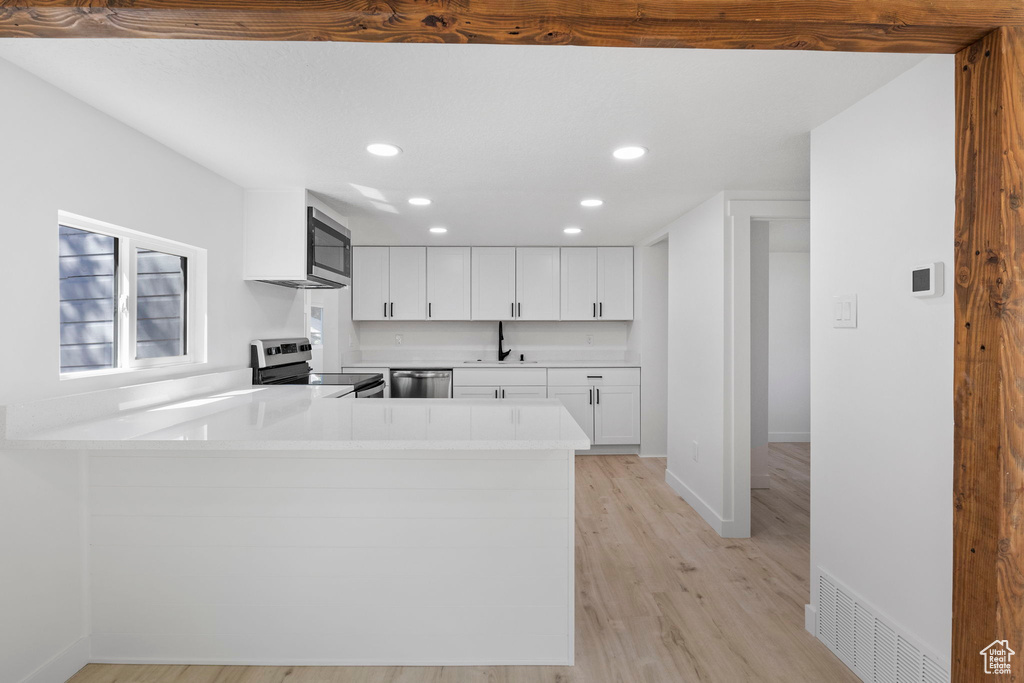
[596,388,601,404]
[383,302,387,318]
[592,303,596,318]
[589,388,593,405]
[494,389,498,399]
[511,302,514,318]
[518,302,521,318]
[502,389,506,399]
[390,302,394,317]
[600,302,603,317]
[428,302,432,318]
[587,375,603,379]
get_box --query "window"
[58,212,205,377]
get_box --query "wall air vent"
[815,569,949,683]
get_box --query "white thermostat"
[912,262,944,298]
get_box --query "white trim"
[751,474,771,489]
[665,467,725,536]
[804,604,817,635]
[576,444,640,456]
[723,198,811,539]
[769,431,811,443]
[89,656,573,667]
[17,637,90,683]
[638,452,667,459]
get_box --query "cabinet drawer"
[452,367,548,387]
[547,368,639,387]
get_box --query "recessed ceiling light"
[429,227,448,234]
[580,199,604,207]
[564,227,582,235]
[367,143,401,157]
[408,197,432,206]
[613,146,647,160]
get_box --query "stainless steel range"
[250,338,385,398]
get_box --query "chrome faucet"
[498,321,511,361]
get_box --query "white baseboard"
[19,636,90,683]
[751,474,771,489]
[638,452,667,459]
[804,604,817,635]
[576,445,639,456]
[665,468,725,536]
[769,432,810,443]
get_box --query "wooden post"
[954,26,1024,681]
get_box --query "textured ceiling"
[0,40,924,245]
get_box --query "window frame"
[58,211,205,379]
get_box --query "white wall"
[768,249,811,442]
[636,242,668,457]
[749,221,771,488]
[0,58,306,682]
[664,192,729,528]
[0,58,304,407]
[810,55,953,662]
[351,320,630,365]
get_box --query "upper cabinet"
[352,246,390,321]
[427,247,472,320]
[560,247,634,320]
[515,248,560,321]
[355,245,632,322]
[472,247,559,321]
[472,247,517,320]
[352,246,425,320]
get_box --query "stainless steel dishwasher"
[389,369,453,398]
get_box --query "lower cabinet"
[453,385,547,400]
[547,368,641,447]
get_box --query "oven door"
[355,379,386,399]
[308,207,352,287]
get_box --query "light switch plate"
[833,294,857,328]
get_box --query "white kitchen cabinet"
[548,386,595,442]
[427,247,471,320]
[560,247,633,320]
[593,384,641,445]
[353,247,426,320]
[388,247,427,320]
[352,246,390,321]
[454,386,500,400]
[560,248,598,321]
[597,247,634,320]
[472,247,517,320]
[501,386,547,399]
[515,248,560,321]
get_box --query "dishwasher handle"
[391,370,452,379]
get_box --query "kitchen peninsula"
[2,377,587,666]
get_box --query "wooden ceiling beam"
[0,1,1021,52]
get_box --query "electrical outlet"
[395,334,403,345]
[586,334,594,346]
[692,440,699,462]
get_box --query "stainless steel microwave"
[307,207,352,288]
[259,207,352,289]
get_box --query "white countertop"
[344,359,639,369]
[4,387,590,451]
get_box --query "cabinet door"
[388,247,426,320]
[352,247,389,321]
[560,248,598,321]
[515,247,560,320]
[501,385,548,400]
[594,385,640,445]
[597,247,634,320]
[548,386,595,443]
[472,247,517,320]
[427,247,471,320]
[453,385,500,399]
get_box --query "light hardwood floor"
[68,445,855,683]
